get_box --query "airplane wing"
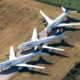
[9,46,16,60]
[42,45,64,51]
[31,28,38,41]
[58,23,80,27]
[61,7,66,12]
[15,63,45,69]
[40,10,53,24]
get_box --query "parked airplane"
[0,46,45,72]
[18,28,67,51]
[40,2,80,32]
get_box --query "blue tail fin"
[64,2,77,13]
[56,28,64,35]
[56,29,68,38]
[34,43,43,53]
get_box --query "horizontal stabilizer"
[42,45,64,51]
[16,63,45,69]
[68,11,77,13]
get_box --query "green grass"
[36,0,80,12]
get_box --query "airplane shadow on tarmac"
[0,66,49,76]
[42,48,69,58]
[20,48,34,55]
[48,51,69,58]
[0,67,18,75]
[27,56,53,65]
[48,39,74,47]
[47,27,80,36]
[19,67,49,76]
[18,57,51,76]
[62,16,80,23]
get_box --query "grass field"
[37,0,80,12]
[0,0,80,80]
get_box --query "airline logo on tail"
[65,2,71,12]
[60,28,64,33]
[34,43,43,53]
[67,2,71,9]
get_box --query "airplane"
[0,46,46,72]
[40,2,80,32]
[17,28,67,52]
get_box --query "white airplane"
[0,46,46,72]
[40,2,80,32]
[18,28,67,52]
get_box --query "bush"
[75,62,80,68]
[70,68,77,74]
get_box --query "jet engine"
[41,17,48,27]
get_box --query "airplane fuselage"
[45,12,68,32]
[18,34,62,50]
[0,53,36,69]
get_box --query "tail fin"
[56,28,64,35]
[61,2,77,13]
[34,43,43,53]
[56,29,68,38]
[34,43,48,55]
[31,28,38,41]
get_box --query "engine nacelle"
[41,17,45,20]
[6,53,10,56]
[29,34,32,38]
[44,22,48,27]
[37,35,40,39]
[41,17,48,27]
[5,58,9,61]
